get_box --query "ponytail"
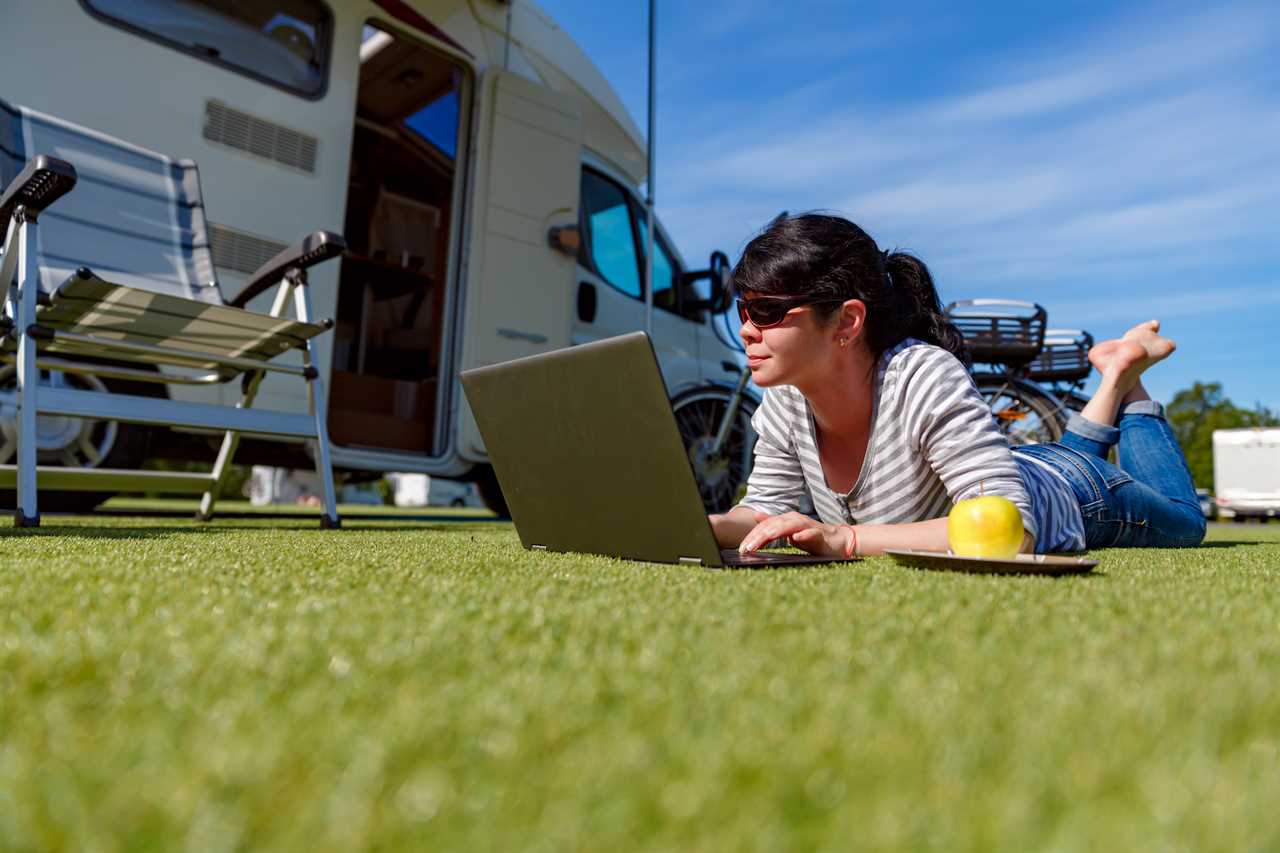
[880,252,969,367]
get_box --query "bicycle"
[1025,327,1094,426]
[945,299,1065,445]
[671,364,758,514]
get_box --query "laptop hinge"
[678,556,703,566]
[531,544,548,551]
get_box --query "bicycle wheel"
[1062,390,1090,416]
[973,374,1064,445]
[1036,386,1089,434]
[1056,389,1119,463]
[671,387,758,514]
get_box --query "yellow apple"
[948,495,1024,558]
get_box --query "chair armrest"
[0,156,77,225]
[227,230,346,308]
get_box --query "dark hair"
[731,212,968,364]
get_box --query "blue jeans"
[1015,401,1207,549]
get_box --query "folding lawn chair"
[0,99,344,528]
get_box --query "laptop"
[459,331,846,569]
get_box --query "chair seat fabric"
[3,271,328,372]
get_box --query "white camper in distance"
[1213,428,1280,520]
[1,0,756,514]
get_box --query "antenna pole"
[644,0,656,336]
[503,0,514,70]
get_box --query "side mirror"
[681,250,733,314]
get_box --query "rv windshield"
[83,0,331,96]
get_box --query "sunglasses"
[735,294,846,328]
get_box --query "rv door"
[458,71,583,458]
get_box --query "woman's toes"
[1120,319,1157,341]
[1137,331,1175,361]
[1120,321,1175,363]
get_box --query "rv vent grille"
[203,101,318,173]
[209,223,289,276]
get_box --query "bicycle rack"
[1027,328,1094,383]
[944,299,1047,368]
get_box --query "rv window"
[81,0,332,97]
[363,25,460,159]
[635,216,681,314]
[404,87,459,159]
[581,171,642,298]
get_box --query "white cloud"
[936,5,1273,124]
[656,3,1280,282]
[1048,283,1280,325]
[642,2,1280,413]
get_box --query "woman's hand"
[739,511,857,559]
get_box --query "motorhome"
[0,0,756,514]
[1213,428,1280,521]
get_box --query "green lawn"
[1,511,1278,852]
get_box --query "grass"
[0,511,1278,852]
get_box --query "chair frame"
[0,156,345,528]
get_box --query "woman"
[709,213,1206,558]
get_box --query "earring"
[838,337,848,347]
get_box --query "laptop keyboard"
[717,549,846,568]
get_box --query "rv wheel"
[476,465,510,518]
[672,387,758,514]
[0,367,156,513]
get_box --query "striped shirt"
[1012,452,1087,552]
[738,338,1087,554]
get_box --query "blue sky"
[538,0,1279,411]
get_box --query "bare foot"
[1119,319,1176,366]
[1079,320,1174,426]
[1087,339,1121,374]
[1088,320,1175,376]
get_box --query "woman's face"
[738,293,842,388]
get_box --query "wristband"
[842,524,858,559]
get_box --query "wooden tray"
[884,548,1097,575]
